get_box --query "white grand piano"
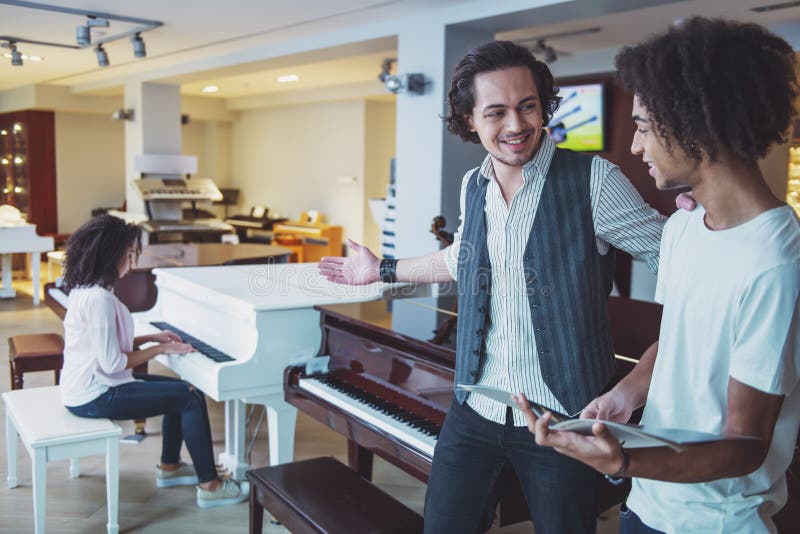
[0,205,54,305]
[131,262,394,479]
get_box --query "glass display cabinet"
[0,110,57,235]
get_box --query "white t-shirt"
[60,285,136,407]
[627,205,800,533]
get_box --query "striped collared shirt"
[443,134,665,425]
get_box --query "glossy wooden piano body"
[288,298,454,480]
[286,295,800,531]
[284,295,562,525]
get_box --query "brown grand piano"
[285,294,649,526]
[285,294,800,530]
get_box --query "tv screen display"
[548,83,605,152]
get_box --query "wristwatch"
[379,258,398,283]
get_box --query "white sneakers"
[155,462,199,488]
[156,462,250,508]
[196,479,250,509]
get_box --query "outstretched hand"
[318,239,381,285]
[512,393,625,475]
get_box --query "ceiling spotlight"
[539,40,557,63]
[76,16,109,46]
[277,74,299,83]
[76,24,91,46]
[383,73,428,95]
[378,57,397,82]
[9,42,22,67]
[384,75,402,93]
[201,85,219,93]
[111,108,134,121]
[131,33,146,58]
[95,44,109,67]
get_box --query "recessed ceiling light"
[201,85,219,93]
[277,74,300,83]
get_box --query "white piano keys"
[298,377,436,458]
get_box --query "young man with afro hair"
[515,17,800,534]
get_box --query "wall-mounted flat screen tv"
[548,83,605,152]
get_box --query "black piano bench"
[246,456,424,534]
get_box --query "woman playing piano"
[58,214,249,508]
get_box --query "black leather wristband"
[604,446,630,486]
[379,258,398,283]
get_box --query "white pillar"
[393,23,493,260]
[123,82,182,216]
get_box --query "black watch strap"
[379,258,398,283]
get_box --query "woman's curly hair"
[62,214,142,291]
[443,40,561,143]
[616,17,798,163]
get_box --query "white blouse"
[60,285,136,407]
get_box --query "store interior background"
[1,0,799,294]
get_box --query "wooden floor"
[0,272,620,533]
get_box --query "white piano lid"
[153,263,394,312]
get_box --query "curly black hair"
[443,40,562,143]
[616,17,798,163]
[62,214,142,291]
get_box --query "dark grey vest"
[455,148,616,415]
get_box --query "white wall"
[363,99,396,253]
[54,112,125,232]
[231,100,367,244]
[182,120,233,186]
[182,120,233,217]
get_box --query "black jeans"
[67,374,217,483]
[424,399,597,534]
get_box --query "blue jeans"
[424,399,597,534]
[67,374,217,483]
[620,504,665,534]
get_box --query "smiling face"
[630,95,699,191]
[465,66,544,174]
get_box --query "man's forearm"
[627,439,766,483]
[615,341,658,410]
[395,249,454,284]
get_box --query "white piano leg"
[0,253,16,299]
[218,400,250,481]
[266,399,297,466]
[30,252,41,305]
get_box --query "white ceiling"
[1,0,798,99]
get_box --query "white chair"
[4,385,121,534]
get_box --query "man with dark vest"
[319,40,665,533]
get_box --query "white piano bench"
[3,386,122,534]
